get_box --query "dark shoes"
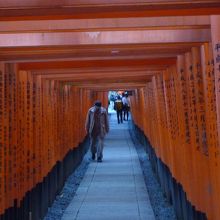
[92,153,102,162]
[92,153,96,160]
[92,154,102,162]
[97,157,102,162]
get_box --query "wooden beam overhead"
[31,66,164,73]
[0,29,211,47]
[40,72,154,80]
[0,43,201,62]
[71,81,148,89]
[48,77,152,84]
[0,1,219,20]
[35,70,158,76]
[0,16,210,33]
[18,58,176,70]
[1,0,219,7]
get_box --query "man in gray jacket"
[85,101,109,162]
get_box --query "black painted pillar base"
[130,122,207,220]
[0,136,89,220]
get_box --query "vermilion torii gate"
[0,1,220,220]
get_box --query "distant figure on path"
[85,101,109,162]
[122,93,130,121]
[114,95,123,124]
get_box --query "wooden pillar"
[210,15,220,220]
[211,15,220,147]
[175,55,189,189]
[200,42,217,220]
[0,63,4,216]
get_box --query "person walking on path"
[85,101,109,162]
[114,95,123,124]
[122,93,130,121]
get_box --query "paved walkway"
[62,113,155,220]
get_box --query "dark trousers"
[90,135,104,159]
[117,110,123,123]
[123,110,129,120]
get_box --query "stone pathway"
[62,114,155,220]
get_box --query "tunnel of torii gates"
[1,1,220,220]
